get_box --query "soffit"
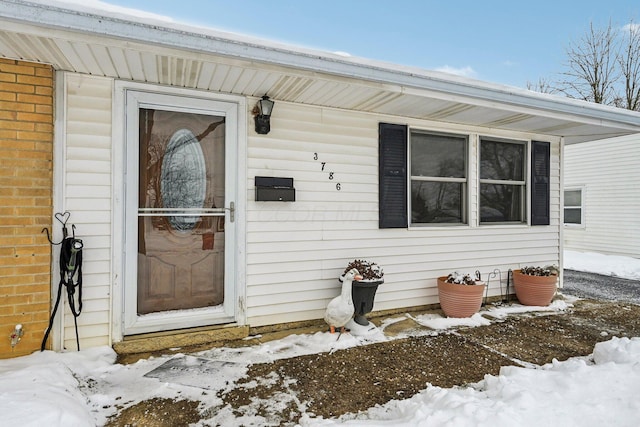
[1,7,639,144]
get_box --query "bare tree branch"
[558,21,620,105]
[526,77,558,94]
[616,22,640,111]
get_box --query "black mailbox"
[255,176,296,202]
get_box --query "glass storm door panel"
[137,108,226,315]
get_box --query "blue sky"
[96,0,638,88]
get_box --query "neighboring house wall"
[0,58,53,358]
[564,134,640,258]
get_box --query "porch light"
[254,95,274,134]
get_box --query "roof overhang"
[2,0,640,144]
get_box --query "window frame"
[408,129,470,227]
[563,187,584,227]
[378,123,550,230]
[478,136,529,225]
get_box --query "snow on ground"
[1,251,639,426]
[565,250,640,280]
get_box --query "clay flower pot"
[437,277,486,318]
[512,269,558,306]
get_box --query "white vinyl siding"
[564,134,640,257]
[54,79,563,344]
[245,101,562,327]
[59,73,113,350]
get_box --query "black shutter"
[379,123,408,228]
[531,140,550,225]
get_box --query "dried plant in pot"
[512,265,559,306]
[340,260,384,326]
[437,271,486,318]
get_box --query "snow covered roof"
[2,0,640,144]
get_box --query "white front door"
[120,87,243,335]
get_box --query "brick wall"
[0,58,54,358]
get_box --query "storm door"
[137,107,225,314]
[123,90,238,335]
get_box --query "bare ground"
[106,298,640,426]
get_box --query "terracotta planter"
[512,269,557,306]
[437,277,486,318]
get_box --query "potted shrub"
[512,265,558,306]
[437,271,486,318]
[340,260,384,326]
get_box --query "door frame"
[112,81,247,339]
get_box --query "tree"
[532,20,640,111]
[616,22,640,111]
[559,21,620,105]
[526,77,558,94]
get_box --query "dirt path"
[106,299,640,426]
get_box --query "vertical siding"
[564,134,640,258]
[61,74,112,349]
[246,102,561,326]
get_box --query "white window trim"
[408,129,471,227]
[478,136,529,226]
[563,186,585,228]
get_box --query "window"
[410,131,468,224]
[564,188,583,225]
[479,137,527,224]
[378,123,550,229]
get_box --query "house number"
[313,152,341,191]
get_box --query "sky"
[1,250,640,426]
[65,0,640,88]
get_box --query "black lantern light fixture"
[254,95,275,135]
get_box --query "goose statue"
[324,268,363,334]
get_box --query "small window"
[479,138,527,224]
[410,131,468,224]
[564,189,583,225]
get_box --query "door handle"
[228,201,235,223]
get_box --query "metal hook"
[490,269,502,300]
[55,212,71,238]
[486,269,501,282]
[483,269,502,306]
[41,227,61,245]
[43,212,73,245]
[55,211,70,227]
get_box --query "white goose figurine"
[324,268,363,334]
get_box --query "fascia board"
[3,0,640,132]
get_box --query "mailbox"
[255,176,296,202]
